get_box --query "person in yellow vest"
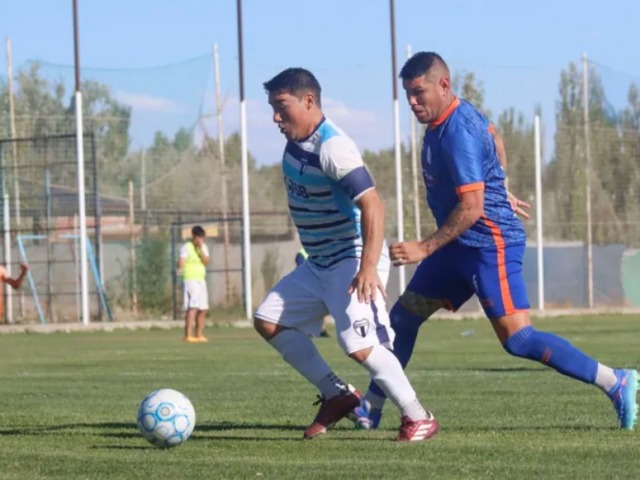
[294,247,331,338]
[177,226,210,342]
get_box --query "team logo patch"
[353,318,371,337]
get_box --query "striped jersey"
[282,117,376,268]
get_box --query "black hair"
[399,52,448,80]
[192,225,205,238]
[263,68,322,107]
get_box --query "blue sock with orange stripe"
[368,302,425,398]
[503,326,598,384]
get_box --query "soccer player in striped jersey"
[352,52,638,432]
[254,68,438,442]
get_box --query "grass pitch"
[0,315,639,479]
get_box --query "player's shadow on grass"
[445,424,610,432]
[0,422,136,437]
[469,367,547,373]
[91,445,155,450]
[196,420,306,432]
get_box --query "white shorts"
[183,280,209,311]
[255,255,394,354]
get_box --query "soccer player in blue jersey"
[351,52,638,432]
[253,68,439,441]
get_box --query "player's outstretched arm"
[349,188,387,304]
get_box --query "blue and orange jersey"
[422,98,525,248]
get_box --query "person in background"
[177,226,210,343]
[0,263,29,322]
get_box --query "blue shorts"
[406,242,530,318]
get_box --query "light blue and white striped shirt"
[282,117,376,268]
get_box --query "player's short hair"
[192,225,205,238]
[399,52,449,81]
[263,68,322,107]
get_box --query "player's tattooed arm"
[389,189,483,266]
[423,189,484,255]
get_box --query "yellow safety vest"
[182,242,206,281]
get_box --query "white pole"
[407,44,421,240]
[214,43,233,306]
[140,149,146,211]
[582,52,594,308]
[3,194,12,323]
[534,115,544,311]
[6,38,22,233]
[239,103,252,318]
[237,0,252,319]
[73,214,80,323]
[390,0,405,291]
[129,180,137,316]
[73,0,89,325]
[75,92,90,325]
[393,100,406,290]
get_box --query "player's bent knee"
[392,292,441,328]
[348,346,373,364]
[398,291,442,319]
[253,317,285,341]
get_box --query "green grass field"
[1,315,639,480]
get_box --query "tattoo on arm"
[425,202,480,254]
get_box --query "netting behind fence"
[1,52,639,321]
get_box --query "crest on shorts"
[353,318,371,337]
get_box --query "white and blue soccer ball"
[136,388,196,448]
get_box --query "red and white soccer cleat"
[396,412,440,442]
[303,386,362,439]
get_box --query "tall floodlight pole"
[534,115,545,310]
[213,44,233,306]
[73,0,90,325]
[389,0,405,291]
[407,44,421,240]
[237,0,252,319]
[582,52,594,309]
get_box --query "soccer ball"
[136,388,196,448]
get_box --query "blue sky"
[2,0,640,164]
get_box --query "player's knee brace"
[502,326,544,360]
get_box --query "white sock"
[594,363,618,393]
[268,329,343,397]
[361,345,427,421]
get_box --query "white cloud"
[116,91,182,112]
[197,93,393,165]
[322,97,392,153]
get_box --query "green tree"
[453,71,491,118]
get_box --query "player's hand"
[348,264,386,304]
[507,191,531,220]
[390,241,428,266]
[20,263,29,273]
